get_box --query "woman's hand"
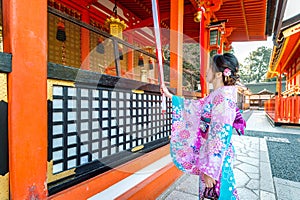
[161,84,173,99]
[203,173,216,188]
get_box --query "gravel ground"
[246,130,300,182]
[241,110,300,182]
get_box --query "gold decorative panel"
[0,73,7,102]
[48,13,81,68]
[47,79,74,101]
[47,161,75,183]
[89,32,115,75]
[0,173,9,200]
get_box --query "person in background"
[161,53,246,199]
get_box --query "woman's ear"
[215,72,223,79]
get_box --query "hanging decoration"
[194,6,205,23]
[149,58,153,70]
[105,16,127,39]
[138,54,144,67]
[56,19,66,42]
[96,37,105,54]
[208,19,227,53]
[119,47,123,60]
[56,18,66,65]
[105,0,127,39]
[105,0,127,61]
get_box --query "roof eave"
[271,0,288,43]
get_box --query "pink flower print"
[182,111,187,118]
[228,100,236,109]
[185,147,193,154]
[182,162,192,170]
[208,137,224,155]
[199,100,204,107]
[177,149,186,157]
[213,123,223,132]
[173,121,185,130]
[179,130,190,139]
[186,120,193,128]
[223,68,231,77]
[213,95,224,105]
[172,125,176,132]
[192,167,201,175]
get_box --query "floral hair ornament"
[223,68,232,77]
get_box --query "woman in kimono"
[161,53,245,199]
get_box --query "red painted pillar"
[81,9,90,70]
[6,0,48,199]
[275,96,279,122]
[199,8,207,96]
[278,67,282,121]
[291,97,295,123]
[170,0,184,95]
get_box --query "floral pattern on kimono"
[170,86,240,200]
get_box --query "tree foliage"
[239,46,272,83]
[163,43,200,90]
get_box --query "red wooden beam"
[130,4,195,29]
[49,145,170,200]
[129,12,170,30]
[93,1,132,24]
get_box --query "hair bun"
[212,53,240,86]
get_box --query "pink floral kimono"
[170,86,245,199]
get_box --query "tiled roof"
[245,81,286,94]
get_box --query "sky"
[232,0,299,64]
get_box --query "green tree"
[163,43,200,91]
[239,46,272,83]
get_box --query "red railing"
[265,97,277,121]
[265,96,300,124]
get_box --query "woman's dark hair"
[211,53,240,86]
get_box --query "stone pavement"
[157,110,300,200]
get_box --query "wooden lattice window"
[48,13,81,68]
[50,85,171,174]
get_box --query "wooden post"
[291,97,295,123]
[275,96,279,122]
[276,66,282,122]
[6,0,48,199]
[170,0,184,95]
